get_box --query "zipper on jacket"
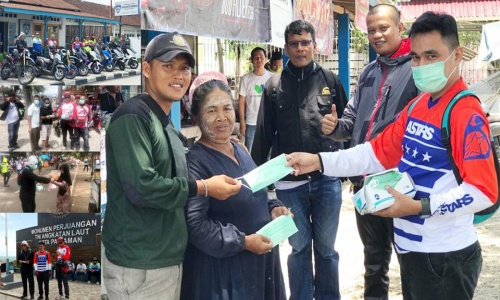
[365,64,387,141]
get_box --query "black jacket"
[17,248,34,272]
[251,60,348,181]
[0,100,25,121]
[40,105,54,125]
[19,167,51,202]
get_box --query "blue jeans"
[74,127,89,151]
[399,241,482,300]
[245,124,256,153]
[276,176,342,300]
[8,120,20,148]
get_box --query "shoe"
[21,296,27,299]
[37,297,43,300]
[87,280,90,284]
[30,296,34,300]
[13,145,20,149]
[267,184,276,192]
[65,296,69,299]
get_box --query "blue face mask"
[411,50,457,94]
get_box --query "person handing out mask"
[18,155,55,212]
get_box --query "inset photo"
[0,86,100,152]
[0,213,101,299]
[0,152,101,213]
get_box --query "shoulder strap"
[441,90,477,184]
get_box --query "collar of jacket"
[284,60,319,80]
[140,93,171,127]
[378,38,412,67]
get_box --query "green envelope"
[241,154,293,193]
[257,215,298,247]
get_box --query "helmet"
[56,237,64,243]
[63,91,71,98]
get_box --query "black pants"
[21,268,35,297]
[3,172,10,186]
[20,195,36,213]
[83,165,89,172]
[60,120,74,148]
[87,270,101,283]
[56,267,69,297]
[399,241,482,300]
[36,270,50,298]
[354,186,394,300]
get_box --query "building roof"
[399,0,500,22]
[11,0,80,11]
[63,0,140,26]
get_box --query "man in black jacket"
[251,20,348,300]
[0,90,25,151]
[321,4,419,299]
[19,155,54,212]
[18,240,35,299]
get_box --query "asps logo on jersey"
[406,118,435,140]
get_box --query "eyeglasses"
[287,40,313,48]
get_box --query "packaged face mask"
[352,169,416,215]
[240,154,293,193]
[36,183,44,192]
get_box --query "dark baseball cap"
[144,32,195,67]
[6,90,16,97]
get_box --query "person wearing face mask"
[180,72,288,300]
[51,163,73,213]
[40,97,55,151]
[74,96,91,151]
[27,95,42,152]
[1,90,25,151]
[18,155,55,212]
[287,12,497,300]
[321,4,419,298]
[57,92,76,150]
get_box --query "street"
[0,67,141,86]
[0,120,100,152]
[0,161,94,213]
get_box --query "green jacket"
[102,94,196,269]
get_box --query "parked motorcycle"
[32,50,65,81]
[107,42,126,70]
[1,49,36,85]
[96,46,114,72]
[60,48,78,79]
[123,48,139,69]
[74,47,102,75]
[69,47,89,76]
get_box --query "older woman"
[180,72,287,300]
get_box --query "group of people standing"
[101,4,497,300]
[17,237,72,300]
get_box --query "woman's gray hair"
[190,80,233,118]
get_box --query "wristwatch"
[419,197,431,218]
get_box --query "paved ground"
[0,162,93,213]
[1,67,140,86]
[0,274,100,300]
[0,120,100,152]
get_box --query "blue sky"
[0,213,38,259]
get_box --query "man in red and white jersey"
[55,237,71,299]
[34,241,51,300]
[74,96,91,151]
[287,11,497,300]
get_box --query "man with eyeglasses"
[238,47,272,152]
[321,4,419,299]
[102,32,241,300]
[55,237,71,300]
[252,20,348,300]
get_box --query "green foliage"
[458,31,481,49]
[351,25,369,54]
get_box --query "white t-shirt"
[60,102,75,120]
[239,70,272,125]
[6,102,19,124]
[27,103,40,128]
[76,263,86,272]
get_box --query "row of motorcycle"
[1,42,139,85]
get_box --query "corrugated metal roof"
[399,0,500,22]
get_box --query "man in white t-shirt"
[1,90,25,151]
[238,47,272,152]
[27,95,42,152]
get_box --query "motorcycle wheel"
[78,64,89,76]
[1,64,12,80]
[91,62,102,74]
[65,64,78,79]
[118,61,126,71]
[105,62,114,72]
[128,60,139,69]
[54,67,65,81]
[17,65,35,85]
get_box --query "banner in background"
[478,21,500,63]
[114,0,139,16]
[355,0,369,33]
[269,0,293,47]
[293,0,334,55]
[141,0,271,42]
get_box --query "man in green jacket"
[102,32,241,300]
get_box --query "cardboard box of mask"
[351,169,416,215]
